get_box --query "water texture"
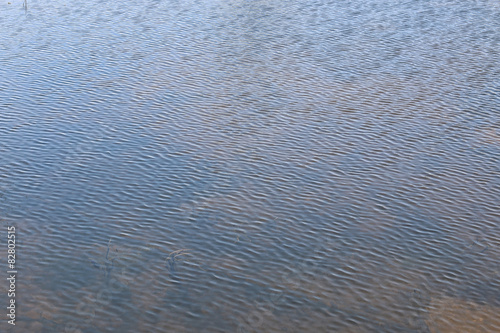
[0,0,499,332]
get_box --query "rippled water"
[1,0,499,332]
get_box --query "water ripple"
[1,0,499,332]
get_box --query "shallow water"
[0,0,499,332]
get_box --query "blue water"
[1,0,499,332]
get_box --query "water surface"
[1,0,499,332]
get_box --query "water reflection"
[1,0,499,332]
